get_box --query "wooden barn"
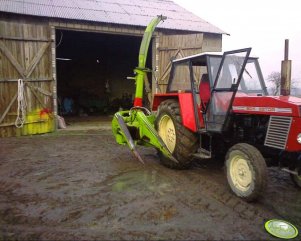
[0,0,226,137]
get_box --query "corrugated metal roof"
[0,0,226,34]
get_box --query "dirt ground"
[0,117,300,240]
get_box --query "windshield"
[208,56,267,95]
[167,55,267,96]
[240,59,266,95]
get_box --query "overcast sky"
[173,0,301,85]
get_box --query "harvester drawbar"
[111,16,177,164]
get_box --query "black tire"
[155,99,198,169]
[225,143,267,202]
[290,167,301,188]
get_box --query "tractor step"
[192,148,212,159]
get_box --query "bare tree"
[267,71,281,95]
[267,71,298,96]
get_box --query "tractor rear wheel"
[225,143,267,202]
[155,99,198,169]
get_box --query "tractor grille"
[264,116,292,150]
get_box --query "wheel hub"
[167,128,175,143]
[230,156,252,191]
[158,114,176,152]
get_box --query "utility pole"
[280,39,292,96]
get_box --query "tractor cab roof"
[173,51,258,66]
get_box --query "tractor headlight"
[298,133,301,144]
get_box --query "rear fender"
[153,93,197,132]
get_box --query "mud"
[0,123,300,240]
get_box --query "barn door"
[0,18,55,137]
[157,33,203,93]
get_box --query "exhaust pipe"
[280,39,292,96]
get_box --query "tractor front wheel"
[155,99,198,169]
[225,143,267,202]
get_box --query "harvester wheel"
[290,168,301,188]
[225,143,267,202]
[155,99,198,169]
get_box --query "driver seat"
[199,74,210,111]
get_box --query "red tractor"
[112,18,301,202]
[152,48,301,201]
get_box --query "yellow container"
[22,109,54,135]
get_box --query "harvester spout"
[133,15,166,107]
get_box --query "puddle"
[107,169,176,195]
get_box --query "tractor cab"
[164,48,268,132]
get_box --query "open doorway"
[55,29,152,128]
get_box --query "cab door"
[205,48,251,132]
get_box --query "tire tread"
[156,99,198,169]
[225,143,267,202]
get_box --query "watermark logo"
[265,219,298,239]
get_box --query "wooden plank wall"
[202,33,222,52]
[157,32,222,93]
[0,16,53,137]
